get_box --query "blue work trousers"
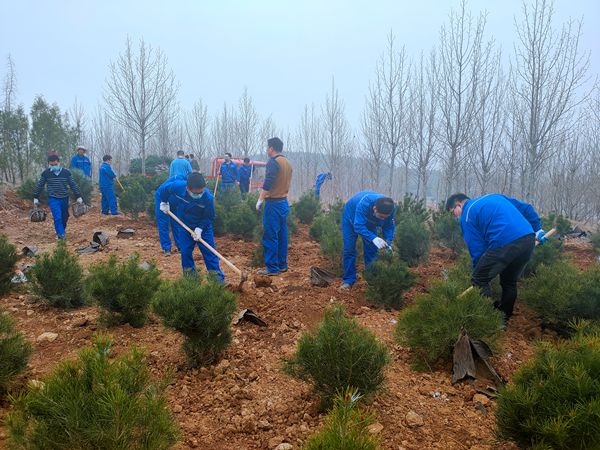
[262,199,289,274]
[48,196,69,239]
[239,180,250,194]
[222,181,235,191]
[342,216,378,285]
[155,193,180,251]
[100,185,118,214]
[179,225,224,282]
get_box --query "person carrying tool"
[219,153,239,191]
[256,137,292,276]
[158,172,224,282]
[170,150,193,178]
[33,152,83,239]
[69,145,91,177]
[446,193,548,324]
[341,192,395,289]
[99,155,120,215]
[238,157,252,194]
[154,173,187,256]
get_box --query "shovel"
[116,177,126,193]
[458,227,557,299]
[165,209,248,290]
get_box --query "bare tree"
[103,37,178,174]
[409,50,439,200]
[211,102,235,157]
[320,77,350,199]
[2,54,16,113]
[235,87,259,157]
[512,0,590,202]
[470,45,506,195]
[371,31,410,195]
[437,0,488,196]
[185,99,210,169]
[361,82,386,191]
[296,104,321,193]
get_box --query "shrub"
[216,188,241,210]
[17,178,47,204]
[310,201,344,241]
[0,234,18,295]
[226,202,258,239]
[86,255,161,328]
[213,202,227,236]
[320,226,344,275]
[294,190,321,225]
[6,335,178,449]
[287,205,299,236]
[69,169,93,205]
[364,253,416,309]
[119,181,148,219]
[30,241,85,308]
[310,213,335,241]
[394,217,431,266]
[431,208,465,254]
[520,260,600,334]
[523,238,564,277]
[146,194,156,221]
[303,388,379,450]
[395,281,504,369]
[395,193,429,224]
[284,305,390,409]
[541,212,572,236]
[153,275,237,368]
[495,323,600,450]
[0,311,32,393]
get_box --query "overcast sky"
[1,0,598,131]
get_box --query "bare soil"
[0,192,594,449]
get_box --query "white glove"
[372,237,387,250]
[256,199,264,211]
[76,197,83,204]
[33,198,39,206]
[193,227,203,241]
[159,202,170,213]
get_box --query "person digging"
[446,193,549,326]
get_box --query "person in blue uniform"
[158,172,224,282]
[446,193,548,323]
[315,172,332,199]
[341,192,395,289]
[238,157,252,194]
[169,150,193,178]
[69,146,91,177]
[33,153,83,239]
[219,153,238,191]
[154,174,187,256]
[99,155,120,215]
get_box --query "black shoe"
[280,268,288,273]
[163,249,172,256]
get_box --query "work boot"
[256,269,279,276]
[279,267,288,273]
[340,283,352,290]
[163,249,172,257]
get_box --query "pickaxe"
[165,209,248,290]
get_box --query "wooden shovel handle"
[165,209,242,276]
